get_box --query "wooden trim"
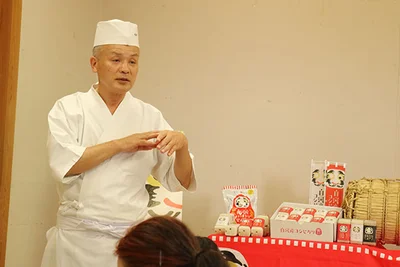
[0,0,22,266]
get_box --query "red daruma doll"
[223,185,257,224]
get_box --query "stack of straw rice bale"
[342,178,400,245]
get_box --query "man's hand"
[117,131,160,153]
[156,130,188,156]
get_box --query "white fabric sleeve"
[152,151,197,192]
[150,112,197,193]
[47,100,86,184]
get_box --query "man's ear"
[90,56,98,73]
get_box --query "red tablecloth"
[209,234,400,267]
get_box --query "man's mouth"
[116,78,130,82]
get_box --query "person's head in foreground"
[116,216,229,267]
[195,236,219,252]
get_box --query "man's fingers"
[157,135,171,150]
[161,142,174,154]
[156,131,168,142]
[144,131,160,140]
[167,145,177,156]
[139,140,157,148]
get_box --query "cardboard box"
[270,202,342,242]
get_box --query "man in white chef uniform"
[41,19,196,267]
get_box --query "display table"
[209,234,400,267]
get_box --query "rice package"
[222,185,258,224]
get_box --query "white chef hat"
[93,19,139,48]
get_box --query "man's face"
[90,44,139,94]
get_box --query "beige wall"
[102,0,400,234]
[6,0,400,266]
[5,0,101,266]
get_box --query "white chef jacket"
[40,85,196,267]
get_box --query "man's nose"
[120,61,130,73]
